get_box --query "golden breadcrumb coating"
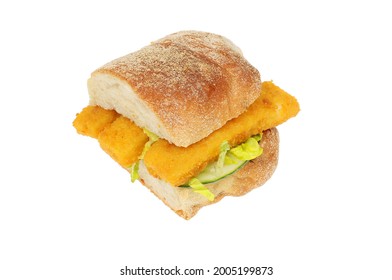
[73,107,149,167]
[98,117,149,167]
[73,106,119,138]
[143,81,299,186]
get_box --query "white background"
[1,0,391,279]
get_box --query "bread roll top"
[88,31,261,147]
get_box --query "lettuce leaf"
[143,128,159,142]
[217,140,230,169]
[228,134,263,161]
[188,178,215,201]
[252,133,262,142]
[130,161,139,183]
[130,129,159,183]
[139,129,159,159]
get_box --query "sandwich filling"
[73,81,300,200]
[181,133,264,201]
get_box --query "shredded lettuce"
[224,152,240,165]
[130,162,140,183]
[188,178,215,201]
[143,128,159,142]
[252,133,262,142]
[217,140,230,169]
[130,129,159,183]
[139,129,159,159]
[228,134,263,161]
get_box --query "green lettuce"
[139,129,159,159]
[217,140,230,169]
[228,134,263,161]
[130,162,140,183]
[130,129,159,183]
[188,178,215,201]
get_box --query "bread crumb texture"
[73,106,119,138]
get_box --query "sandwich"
[73,31,300,219]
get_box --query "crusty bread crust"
[138,128,279,219]
[88,31,261,147]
